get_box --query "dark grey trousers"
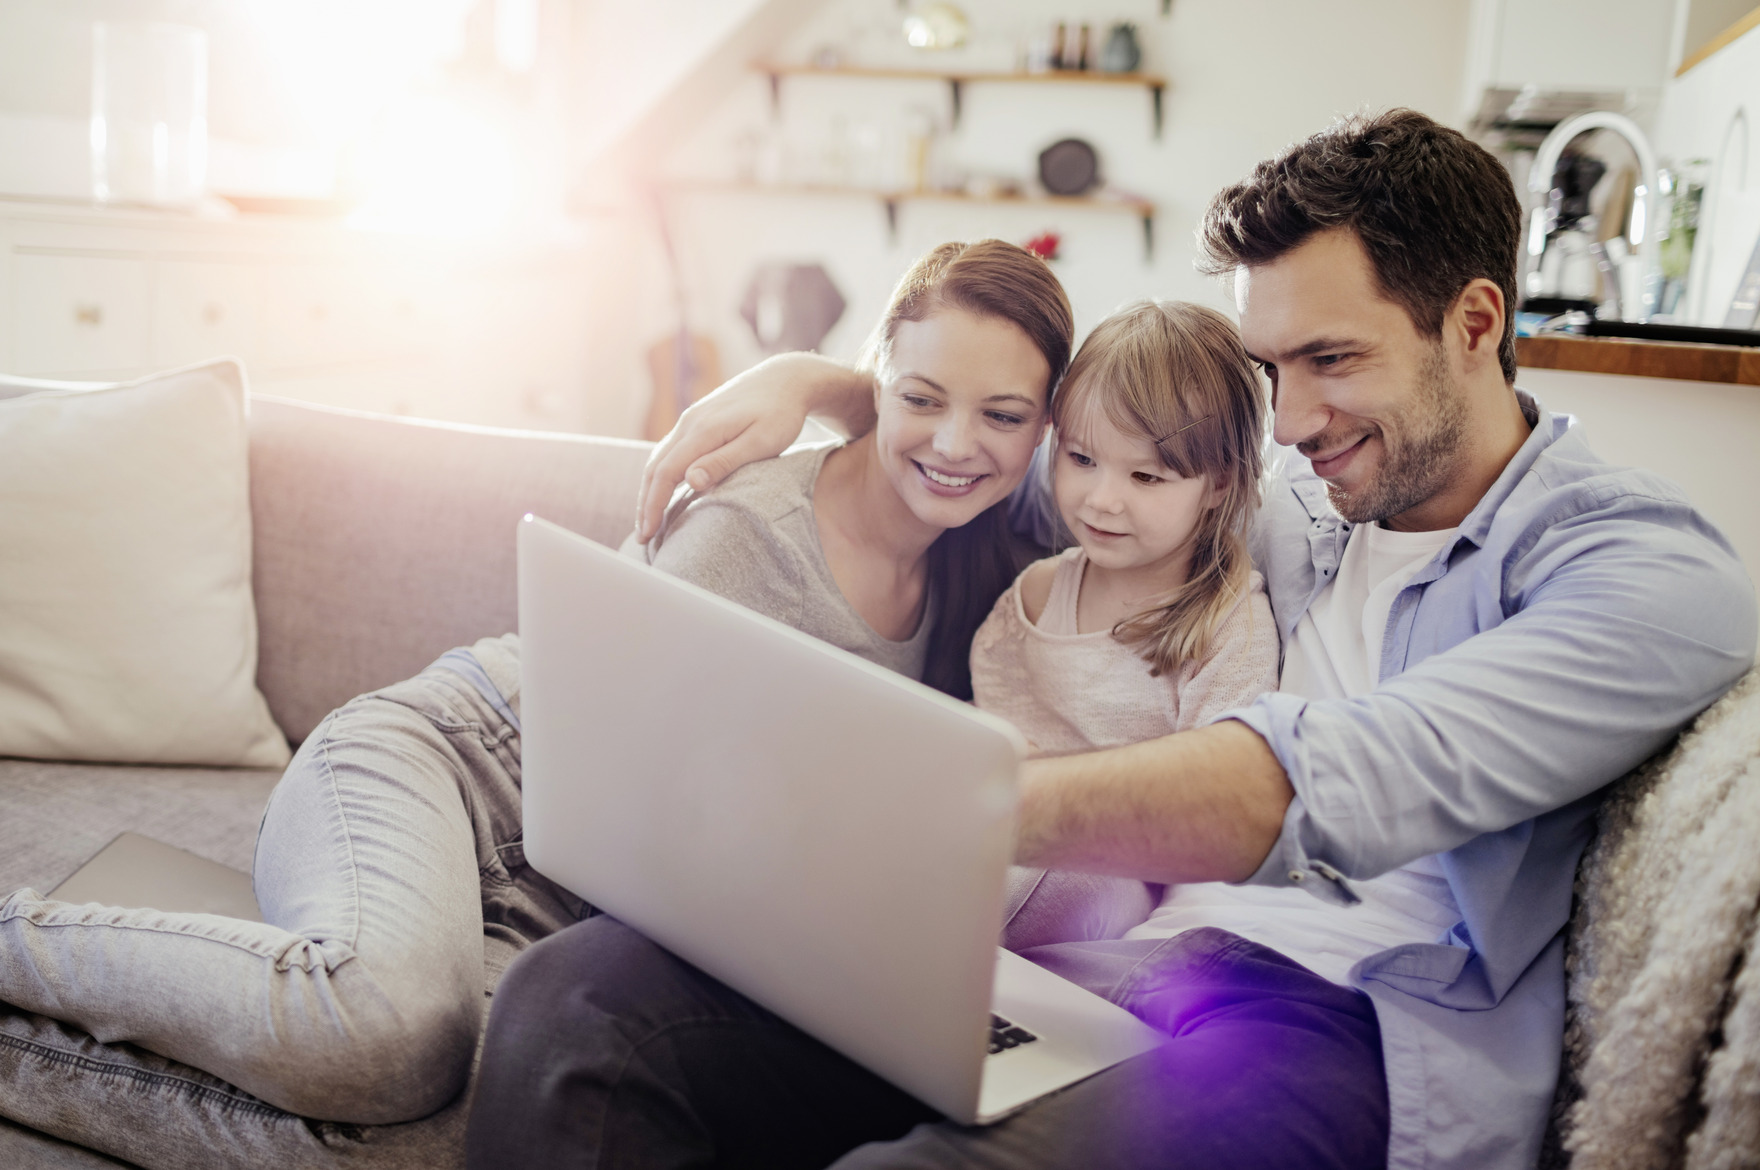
[464,919,1389,1170]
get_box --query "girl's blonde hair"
[1054,299,1267,675]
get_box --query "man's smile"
[1302,433,1372,480]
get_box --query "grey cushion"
[0,758,278,897]
[248,398,652,744]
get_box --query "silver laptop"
[518,515,1164,1125]
[50,832,262,921]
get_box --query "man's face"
[1235,229,1467,527]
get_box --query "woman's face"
[874,307,1052,533]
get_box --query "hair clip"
[1155,414,1214,444]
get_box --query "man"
[465,110,1756,1169]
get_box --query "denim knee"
[256,983,482,1124]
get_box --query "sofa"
[0,385,1756,1169]
[0,389,649,1169]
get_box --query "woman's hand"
[635,353,877,541]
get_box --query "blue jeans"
[0,635,584,1169]
[465,918,1390,1170]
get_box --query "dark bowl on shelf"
[1038,139,1100,197]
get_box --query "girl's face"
[875,307,1052,532]
[1054,403,1223,581]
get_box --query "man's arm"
[1019,493,1756,892]
[1015,720,1294,884]
[636,353,876,541]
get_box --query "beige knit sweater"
[1546,665,1760,1169]
[970,548,1279,752]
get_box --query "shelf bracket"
[1150,83,1164,139]
[766,71,782,121]
[948,78,963,129]
[883,196,899,245]
[1142,211,1155,263]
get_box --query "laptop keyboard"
[988,1013,1040,1056]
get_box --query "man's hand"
[1015,720,1294,885]
[635,353,877,542]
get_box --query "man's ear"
[1451,278,1505,375]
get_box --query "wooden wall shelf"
[1516,334,1760,387]
[662,181,1157,259]
[755,63,1168,137]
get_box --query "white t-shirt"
[1123,522,1465,985]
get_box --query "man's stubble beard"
[1323,343,1468,525]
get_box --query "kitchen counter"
[1516,335,1760,387]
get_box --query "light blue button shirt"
[1223,394,1757,1170]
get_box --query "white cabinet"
[0,202,600,431]
[152,260,262,369]
[11,253,151,374]
[1461,0,1679,119]
[262,264,379,370]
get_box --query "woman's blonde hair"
[1054,299,1267,675]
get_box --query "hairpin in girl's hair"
[1155,414,1214,444]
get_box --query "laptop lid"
[517,516,1025,1121]
[50,832,262,921]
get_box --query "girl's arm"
[636,354,876,542]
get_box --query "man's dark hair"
[1198,108,1523,383]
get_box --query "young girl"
[970,299,1279,948]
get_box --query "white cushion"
[0,360,290,767]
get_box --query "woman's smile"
[913,459,988,495]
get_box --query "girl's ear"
[1204,473,1229,509]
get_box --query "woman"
[0,239,1071,1163]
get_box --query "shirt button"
[1288,870,1306,883]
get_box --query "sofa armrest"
[249,397,652,743]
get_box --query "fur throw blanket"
[1546,667,1760,1169]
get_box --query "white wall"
[1520,366,1760,586]
[579,0,1470,437]
[1651,17,1760,325]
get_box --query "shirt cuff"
[1241,793,1362,905]
[1225,702,1362,907]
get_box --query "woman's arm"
[635,353,876,541]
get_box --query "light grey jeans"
[0,635,584,1170]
